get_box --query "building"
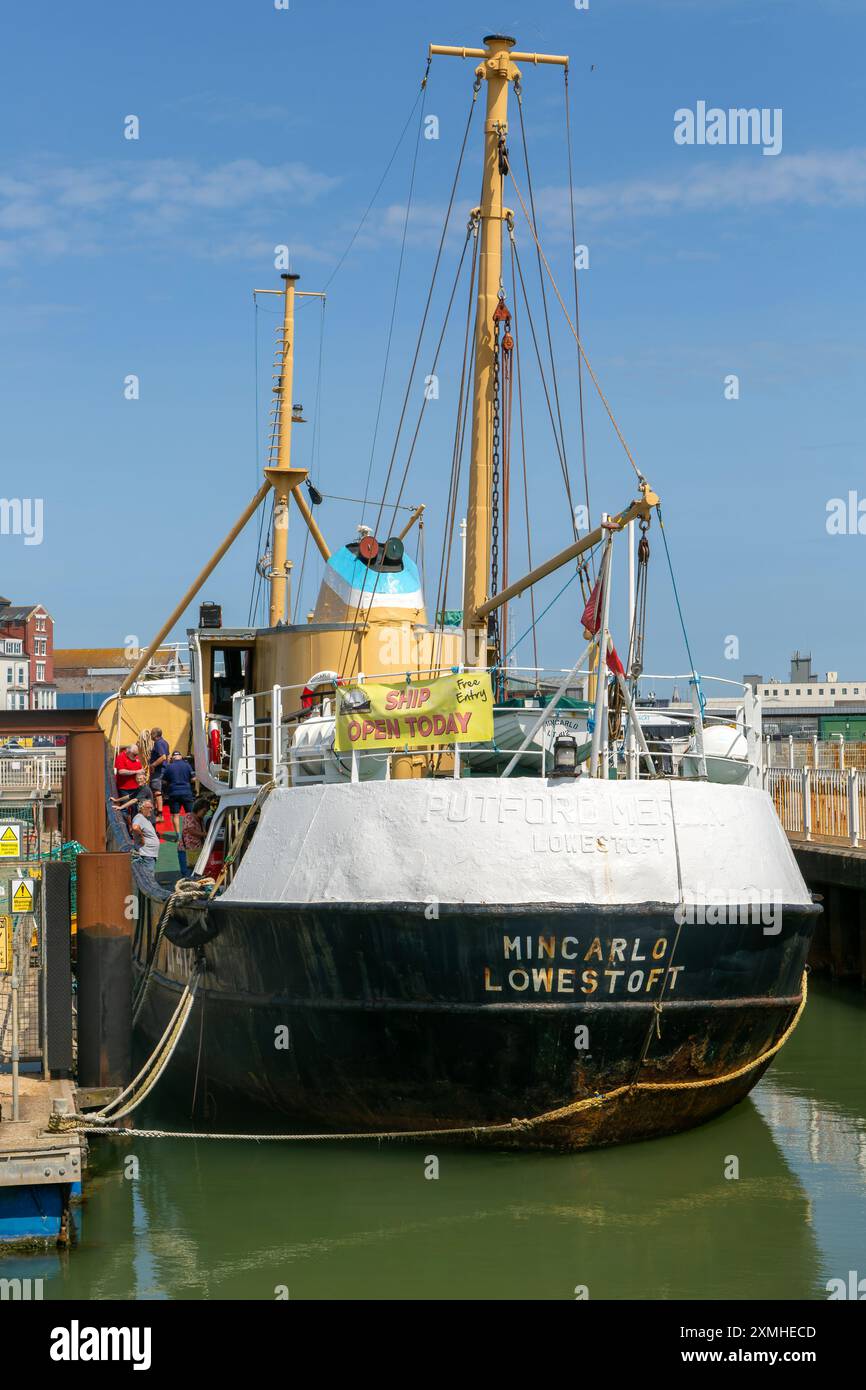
[0,599,56,710]
[738,652,866,740]
[54,644,189,709]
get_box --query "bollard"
[76,852,133,1090]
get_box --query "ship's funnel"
[312,542,427,625]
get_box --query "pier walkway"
[0,1074,83,1245]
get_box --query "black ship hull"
[134,898,819,1151]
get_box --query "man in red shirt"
[114,744,144,797]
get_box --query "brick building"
[0,598,57,710]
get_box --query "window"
[5,669,10,684]
[4,639,22,655]
[855,688,860,696]
[842,688,848,695]
[35,639,46,656]
[35,616,46,632]
[36,663,45,682]
[796,689,801,696]
[784,688,789,695]
[819,689,824,695]
[17,667,24,685]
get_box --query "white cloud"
[0,158,339,267]
[533,148,866,228]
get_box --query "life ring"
[208,722,222,765]
[301,669,342,711]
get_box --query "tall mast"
[269,272,299,626]
[429,36,569,667]
[463,35,514,663]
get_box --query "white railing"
[212,668,764,792]
[765,765,863,847]
[764,736,866,772]
[0,755,65,792]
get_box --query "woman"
[177,797,210,878]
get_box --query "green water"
[4,980,864,1300]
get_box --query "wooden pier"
[0,1073,83,1246]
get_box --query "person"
[131,797,160,863]
[149,727,170,816]
[177,797,210,878]
[111,771,155,828]
[114,743,143,798]
[161,750,196,835]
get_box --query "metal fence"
[0,754,65,792]
[765,765,865,847]
[0,803,67,1065]
[764,738,866,772]
[0,862,42,1063]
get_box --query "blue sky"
[1,0,864,686]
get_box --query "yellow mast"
[430,36,568,666]
[268,272,300,625]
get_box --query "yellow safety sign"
[0,916,10,973]
[0,824,21,857]
[11,878,34,913]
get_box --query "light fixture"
[341,687,371,715]
[551,735,578,778]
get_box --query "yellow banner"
[335,672,494,753]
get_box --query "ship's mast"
[265,272,331,626]
[430,36,569,667]
[269,272,299,626]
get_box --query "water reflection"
[2,979,861,1301]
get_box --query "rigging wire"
[431,222,480,663]
[657,505,702,708]
[360,66,429,526]
[499,561,595,668]
[508,165,645,487]
[341,220,477,679]
[514,81,577,542]
[322,57,432,293]
[508,229,578,515]
[336,81,481,677]
[370,79,480,544]
[509,235,540,679]
[564,67,593,559]
[293,296,327,622]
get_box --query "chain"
[491,312,501,610]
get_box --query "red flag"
[581,578,603,637]
[606,645,625,677]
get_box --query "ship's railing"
[217,667,762,789]
[765,764,864,847]
[143,641,190,676]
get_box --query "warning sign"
[0,916,10,973]
[11,878,34,913]
[0,824,21,857]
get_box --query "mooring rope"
[132,877,215,1025]
[55,971,808,1144]
[53,965,203,1133]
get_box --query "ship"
[98,34,819,1151]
